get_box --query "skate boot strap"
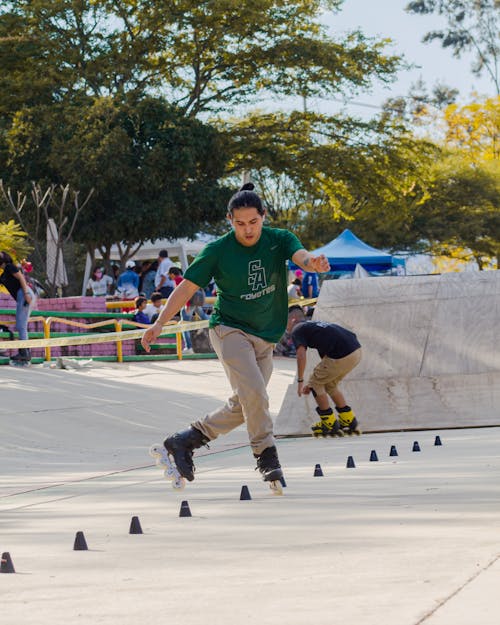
[336,406,355,426]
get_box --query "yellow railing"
[0,313,202,363]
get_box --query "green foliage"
[412,153,500,267]
[1,96,231,257]
[0,0,405,264]
[222,110,438,250]
[0,219,31,259]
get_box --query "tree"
[0,1,402,116]
[443,95,500,161]
[0,181,93,296]
[0,0,409,282]
[1,96,231,269]
[412,154,500,268]
[221,110,438,250]
[406,0,500,94]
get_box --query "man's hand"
[297,382,311,397]
[309,254,330,273]
[141,322,163,352]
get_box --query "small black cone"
[389,445,398,457]
[1,552,15,574]
[129,516,143,534]
[240,485,252,500]
[313,463,324,477]
[412,441,421,452]
[434,435,442,446]
[179,500,192,517]
[346,456,356,468]
[73,531,88,551]
[369,450,379,462]
[279,476,287,488]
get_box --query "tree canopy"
[406,0,500,94]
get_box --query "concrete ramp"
[275,271,500,435]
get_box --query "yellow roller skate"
[311,407,344,438]
[337,405,361,436]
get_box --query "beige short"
[308,348,362,396]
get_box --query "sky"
[280,0,495,120]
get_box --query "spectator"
[181,285,210,354]
[139,260,157,299]
[110,264,120,290]
[0,251,36,365]
[87,266,113,297]
[116,260,140,299]
[302,271,319,299]
[132,296,151,325]
[287,278,302,301]
[144,291,163,322]
[154,249,175,298]
[168,266,184,287]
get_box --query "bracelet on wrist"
[297,378,304,383]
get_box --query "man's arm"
[141,279,200,352]
[292,249,330,274]
[296,345,307,397]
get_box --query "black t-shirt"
[291,321,361,359]
[0,263,22,299]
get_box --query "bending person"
[287,306,362,436]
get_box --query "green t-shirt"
[184,227,304,343]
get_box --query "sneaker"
[182,347,194,355]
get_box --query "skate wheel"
[269,480,283,496]
[170,475,186,490]
[149,444,163,459]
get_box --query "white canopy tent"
[81,236,211,296]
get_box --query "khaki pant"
[192,325,275,455]
[308,348,362,396]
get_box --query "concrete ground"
[1,358,499,625]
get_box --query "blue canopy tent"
[292,229,400,274]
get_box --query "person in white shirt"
[287,278,302,301]
[87,266,113,297]
[144,292,163,322]
[154,250,175,298]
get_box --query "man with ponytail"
[143,183,330,487]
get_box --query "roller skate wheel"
[170,474,186,490]
[149,444,163,459]
[269,480,283,496]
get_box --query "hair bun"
[239,182,255,192]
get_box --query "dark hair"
[0,251,13,264]
[227,182,264,215]
[151,292,163,302]
[288,305,306,320]
[135,296,147,308]
[158,249,169,258]
[168,266,181,276]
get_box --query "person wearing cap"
[116,260,140,299]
